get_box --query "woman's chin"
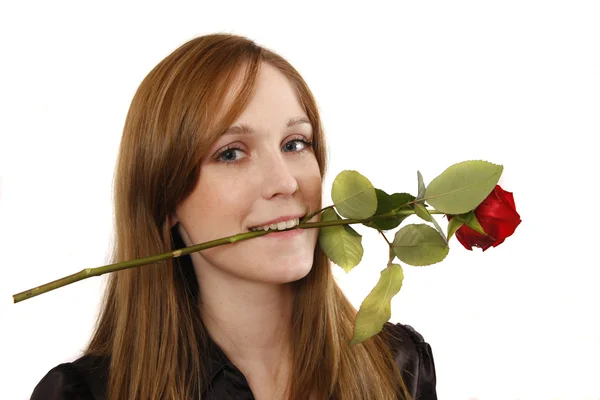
[198,250,316,285]
[258,262,313,285]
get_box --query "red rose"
[450,185,521,251]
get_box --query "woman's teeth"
[250,218,300,232]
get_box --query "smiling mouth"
[248,213,308,232]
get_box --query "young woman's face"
[173,62,322,285]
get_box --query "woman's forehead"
[221,63,309,133]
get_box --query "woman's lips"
[257,227,303,239]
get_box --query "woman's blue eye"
[217,148,245,162]
[216,138,312,164]
[283,139,312,153]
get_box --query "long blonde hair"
[86,33,407,399]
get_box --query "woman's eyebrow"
[222,117,311,136]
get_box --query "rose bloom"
[450,185,521,251]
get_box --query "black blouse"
[30,322,437,399]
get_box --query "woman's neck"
[197,268,294,385]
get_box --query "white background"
[1,1,599,399]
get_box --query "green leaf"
[455,211,487,236]
[351,264,404,345]
[331,170,378,219]
[318,208,364,272]
[424,160,503,214]
[414,203,432,222]
[417,171,426,200]
[392,224,449,266]
[363,190,414,231]
[447,217,464,240]
[414,204,447,243]
[389,192,416,214]
[343,223,361,237]
[429,215,447,244]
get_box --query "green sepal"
[455,211,487,236]
[447,217,464,240]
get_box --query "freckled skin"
[171,62,322,285]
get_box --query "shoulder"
[30,355,108,400]
[382,322,438,400]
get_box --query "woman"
[31,33,437,400]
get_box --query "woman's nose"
[258,151,299,199]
